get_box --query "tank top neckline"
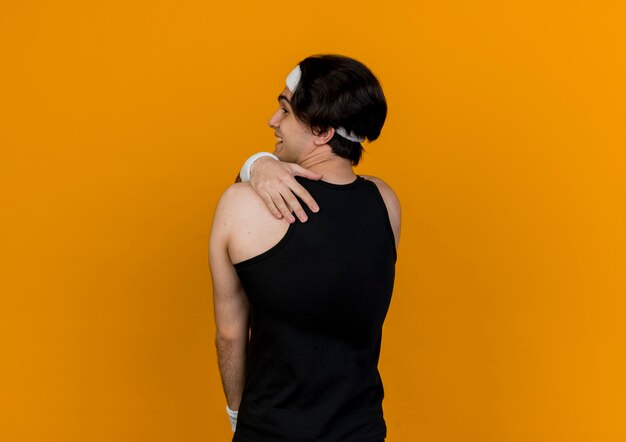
[296,175,365,190]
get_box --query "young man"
[210,54,401,442]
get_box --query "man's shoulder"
[221,181,256,199]
[218,182,260,207]
[214,182,268,222]
[361,176,400,208]
[361,175,401,247]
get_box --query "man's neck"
[298,145,356,184]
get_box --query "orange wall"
[2,1,625,441]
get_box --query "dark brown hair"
[290,54,387,166]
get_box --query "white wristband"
[239,152,279,182]
[226,404,238,432]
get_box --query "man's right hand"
[249,156,322,223]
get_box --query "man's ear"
[313,127,335,146]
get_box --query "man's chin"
[273,148,284,161]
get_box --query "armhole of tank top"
[233,221,297,270]
[364,179,398,262]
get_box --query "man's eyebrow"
[278,94,291,104]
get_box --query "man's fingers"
[259,191,284,220]
[276,183,308,223]
[288,180,320,214]
[290,164,323,181]
[268,190,296,223]
[249,160,321,222]
[290,204,308,223]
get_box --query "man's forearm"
[216,335,247,409]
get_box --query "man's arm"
[209,186,250,410]
[237,155,323,223]
[361,175,402,249]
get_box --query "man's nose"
[268,110,281,128]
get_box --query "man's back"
[217,176,397,442]
[223,176,399,265]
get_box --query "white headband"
[285,65,366,143]
[286,65,302,93]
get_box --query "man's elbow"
[215,328,248,347]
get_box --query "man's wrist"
[226,404,238,432]
[250,155,277,177]
[239,152,279,182]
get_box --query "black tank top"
[233,176,397,442]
